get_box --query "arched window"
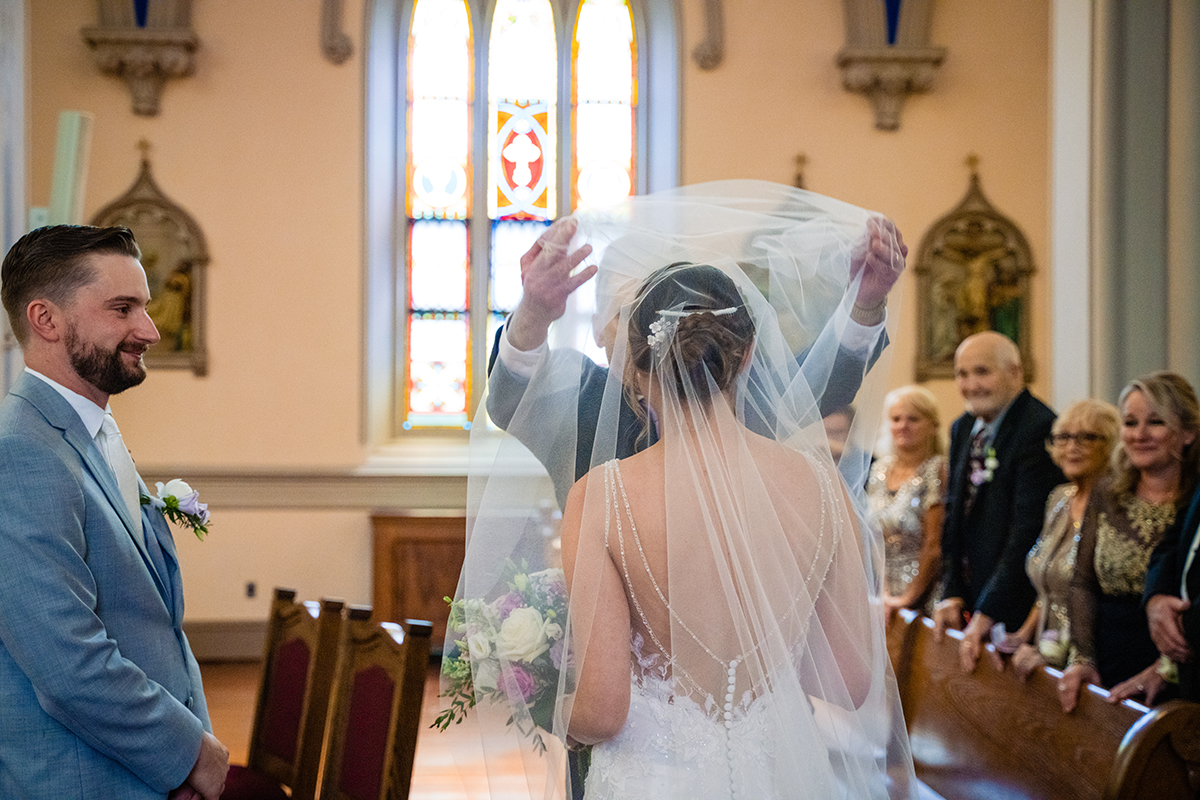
[366,0,678,446]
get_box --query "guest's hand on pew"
[1147,594,1193,664]
[1058,663,1100,713]
[958,612,993,672]
[883,595,907,627]
[932,598,965,641]
[1108,663,1167,706]
[1011,643,1046,682]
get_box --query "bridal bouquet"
[435,560,570,753]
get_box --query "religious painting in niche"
[91,143,209,375]
[914,158,1034,381]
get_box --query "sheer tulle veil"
[442,180,916,798]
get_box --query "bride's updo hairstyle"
[627,262,755,408]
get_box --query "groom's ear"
[25,299,65,344]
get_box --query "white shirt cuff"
[835,304,886,357]
[498,322,548,380]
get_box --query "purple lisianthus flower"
[549,637,564,670]
[498,663,536,703]
[495,591,524,618]
[176,491,208,521]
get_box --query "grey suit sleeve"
[0,437,205,792]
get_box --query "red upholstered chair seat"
[219,764,289,800]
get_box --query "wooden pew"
[887,610,1200,800]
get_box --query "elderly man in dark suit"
[934,331,1064,672]
[1145,489,1200,701]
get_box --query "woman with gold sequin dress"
[867,385,947,621]
[1009,399,1118,679]
[1057,373,1200,711]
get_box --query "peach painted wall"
[24,0,1049,620]
[28,0,366,469]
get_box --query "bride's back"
[604,424,857,709]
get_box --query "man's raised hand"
[507,218,596,352]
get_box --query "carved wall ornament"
[836,0,945,131]
[914,156,1035,382]
[82,0,197,117]
[321,0,353,64]
[91,141,209,375]
[692,0,724,70]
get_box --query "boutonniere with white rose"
[970,447,1000,486]
[140,479,211,540]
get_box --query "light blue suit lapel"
[12,374,173,608]
[139,476,183,621]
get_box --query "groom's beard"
[66,325,149,396]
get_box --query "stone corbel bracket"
[836,0,945,131]
[837,46,944,130]
[82,1,197,117]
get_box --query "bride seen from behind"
[446,182,915,799]
[557,256,911,796]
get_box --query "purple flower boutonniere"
[140,479,211,540]
[970,447,999,486]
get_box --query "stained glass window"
[573,0,635,212]
[405,0,472,428]
[400,0,639,429]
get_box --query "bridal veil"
[442,180,917,799]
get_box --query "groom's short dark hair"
[1,225,141,345]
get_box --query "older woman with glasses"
[1009,399,1120,680]
[1057,373,1200,712]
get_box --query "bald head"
[954,331,1024,422]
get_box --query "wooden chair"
[319,607,433,800]
[222,588,345,800]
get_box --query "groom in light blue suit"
[0,226,228,799]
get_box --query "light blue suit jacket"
[0,372,209,799]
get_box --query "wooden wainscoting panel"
[372,514,465,649]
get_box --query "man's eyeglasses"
[1046,432,1106,447]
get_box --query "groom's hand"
[185,731,229,800]
[507,217,595,352]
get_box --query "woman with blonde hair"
[1057,372,1200,711]
[867,385,947,620]
[1009,399,1120,679]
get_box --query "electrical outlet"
[245,581,256,599]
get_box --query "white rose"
[159,478,194,499]
[467,631,492,661]
[495,607,549,662]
